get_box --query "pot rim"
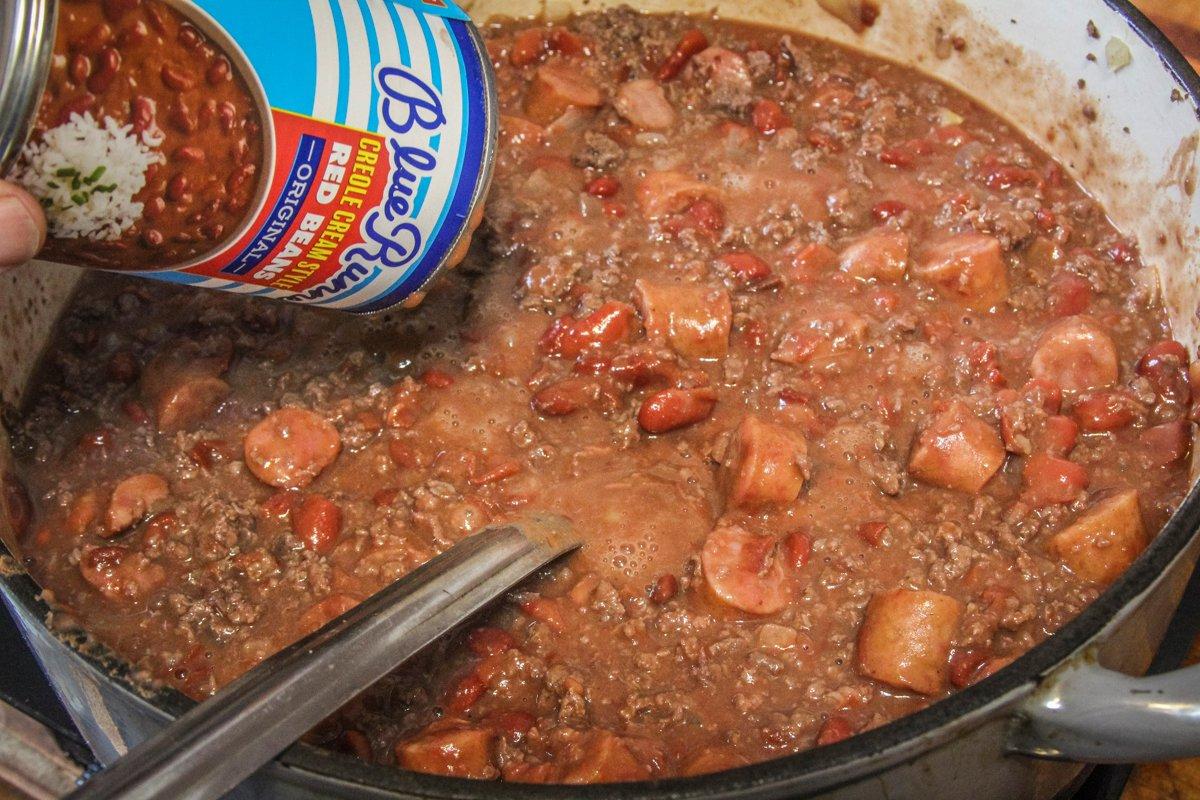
[3,0,1199,796]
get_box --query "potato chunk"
[613,79,677,130]
[524,63,603,125]
[1047,490,1148,585]
[1029,316,1119,394]
[562,730,650,784]
[857,589,963,695]
[838,229,909,282]
[395,720,497,779]
[913,233,1008,309]
[908,402,1005,493]
[104,473,169,536]
[636,171,719,219]
[721,416,808,510]
[633,279,731,359]
[140,341,231,433]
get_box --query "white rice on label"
[12,112,163,242]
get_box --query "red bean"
[657,28,708,81]
[161,63,196,92]
[637,387,717,433]
[173,145,205,163]
[226,162,256,194]
[177,23,203,50]
[292,495,342,554]
[143,196,165,220]
[130,95,156,132]
[2,475,33,540]
[166,174,190,202]
[466,627,515,657]
[857,521,887,546]
[71,23,113,55]
[101,0,141,22]
[649,574,678,603]
[107,350,139,383]
[784,530,812,569]
[206,57,232,86]
[201,223,225,241]
[87,47,121,94]
[142,229,164,247]
[169,98,197,133]
[816,716,854,746]
[117,20,148,47]
[217,101,237,134]
[584,176,620,197]
[198,98,218,129]
[145,4,169,34]
[69,54,92,85]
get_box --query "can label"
[15,0,494,312]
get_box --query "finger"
[0,181,47,268]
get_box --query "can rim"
[0,0,56,173]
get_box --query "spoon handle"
[68,519,578,800]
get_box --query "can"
[0,0,497,312]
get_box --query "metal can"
[0,0,497,312]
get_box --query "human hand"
[0,181,46,268]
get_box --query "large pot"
[3,0,1200,797]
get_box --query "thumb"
[0,181,47,268]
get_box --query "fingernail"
[0,190,45,267]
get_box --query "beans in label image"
[5,0,497,312]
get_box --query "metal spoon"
[67,516,579,800]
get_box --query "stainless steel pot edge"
[0,0,55,172]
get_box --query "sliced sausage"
[838,229,909,282]
[562,730,651,784]
[681,746,750,776]
[524,63,603,125]
[66,488,105,536]
[636,171,719,219]
[856,588,963,695]
[908,402,1005,493]
[1029,316,1119,394]
[613,79,677,130]
[104,473,169,535]
[140,339,232,433]
[154,376,230,433]
[701,525,792,615]
[1047,490,1148,585]
[913,233,1008,310]
[634,279,731,360]
[772,309,868,367]
[79,545,166,603]
[721,416,809,510]
[690,47,752,109]
[395,720,498,779]
[244,408,341,489]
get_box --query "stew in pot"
[6,9,1197,783]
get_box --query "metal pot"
[3,0,1200,797]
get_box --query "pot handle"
[1009,657,1200,762]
